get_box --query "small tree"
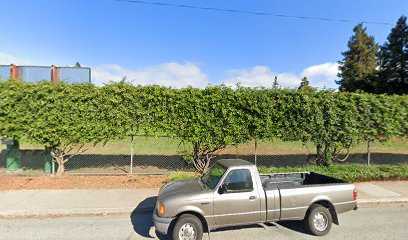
[353,94,406,165]
[170,86,251,174]
[306,92,360,166]
[24,82,107,175]
[272,76,279,90]
[298,77,309,90]
[298,77,315,92]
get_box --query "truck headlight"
[158,203,166,216]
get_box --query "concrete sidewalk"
[354,181,408,204]
[0,181,407,218]
[0,188,159,218]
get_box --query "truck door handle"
[249,196,257,200]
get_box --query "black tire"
[305,204,332,236]
[172,214,203,240]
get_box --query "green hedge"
[0,80,407,173]
[169,164,408,182]
[258,164,408,182]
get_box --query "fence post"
[10,64,19,79]
[254,139,258,166]
[51,65,59,82]
[130,136,134,175]
[367,140,371,166]
[51,154,55,175]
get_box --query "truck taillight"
[353,188,357,200]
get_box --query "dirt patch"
[0,175,169,191]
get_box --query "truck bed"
[260,172,345,190]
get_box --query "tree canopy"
[337,23,379,93]
[337,16,408,95]
[379,16,408,94]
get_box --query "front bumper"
[152,210,175,235]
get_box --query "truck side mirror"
[219,183,228,194]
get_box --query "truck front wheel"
[305,204,332,236]
[172,214,203,240]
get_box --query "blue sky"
[0,0,406,88]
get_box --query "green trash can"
[3,139,21,171]
[43,147,52,174]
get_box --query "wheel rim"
[313,212,328,232]
[178,223,196,240]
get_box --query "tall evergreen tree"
[379,16,408,94]
[298,77,311,91]
[337,24,380,92]
[272,76,279,89]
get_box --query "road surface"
[0,205,407,240]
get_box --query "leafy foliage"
[0,80,407,173]
[258,164,408,182]
[0,80,110,175]
[298,77,315,92]
[338,16,408,95]
[166,164,408,183]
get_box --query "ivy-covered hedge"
[0,80,407,173]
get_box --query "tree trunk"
[56,160,65,176]
[315,143,332,167]
[50,147,65,176]
[191,142,212,175]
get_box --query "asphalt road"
[0,205,407,240]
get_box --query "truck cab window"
[223,169,253,192]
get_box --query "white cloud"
[0,52,31,65]
[223,62,339,89]
[301,62,338,79]
[224,66,300,88]
[92,62,209,88]
[301,62,339,89]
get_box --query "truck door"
[213,168,261,226]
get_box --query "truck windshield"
[201,163,227,189]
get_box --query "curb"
[0,206,155,219]
[358,197,408,205]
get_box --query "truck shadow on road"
[130,196,170,240]
[277,220,309,235]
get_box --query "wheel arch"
[306,200,339,225]
[176,211,209,232]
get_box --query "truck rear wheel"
[172,214,203,240]
[305,204,332,236]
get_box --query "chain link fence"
[1,137,407,176]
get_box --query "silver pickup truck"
[153,159,357,240]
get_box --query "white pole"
[367,140,371,166]
[254,139,258,166]
[130,136,134,175]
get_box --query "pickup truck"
[153,159,357,240]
